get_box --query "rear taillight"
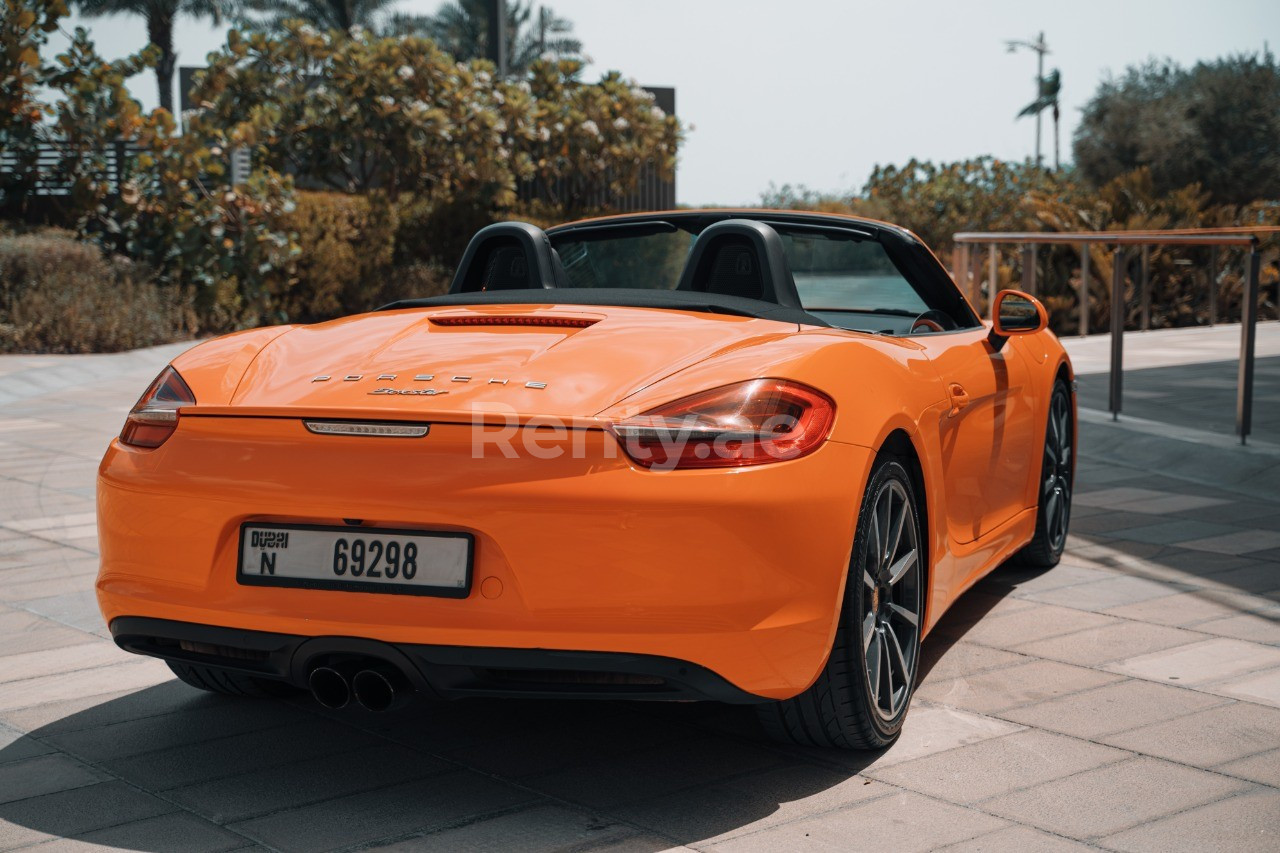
[120,366,195,448]
[608,379,835,470]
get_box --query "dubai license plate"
[237,523,472,598]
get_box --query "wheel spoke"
[878,492,893,567]
[887,629,910,700]
[869,505,882,573]
[862,611,877,649]
[887,548,917,585]
[888,601,918,626]
[886,500,907,565]
[881,634,894,709]
[866,633,881,703]
[863,568,876,590]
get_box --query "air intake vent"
[430,315,597,329]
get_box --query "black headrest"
[675,220,801,307]
[450,222,567,293]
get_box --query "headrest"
[675,220,801,307]
[450,222,567,293]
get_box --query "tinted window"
[555,230,693,290]
[780,232,928,314]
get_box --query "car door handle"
[947,383,970,417]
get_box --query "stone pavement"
[0,327,1278,852]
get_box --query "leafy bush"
[0,229,187,353]
[1074,52,1280,205]
[3,16,299,333]
[281,191,398,320]
[190,25,681,216]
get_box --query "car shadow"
[0,677,886,850]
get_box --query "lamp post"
[1006,32,1050,168]
[486,0,507,77]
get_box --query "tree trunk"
[148,13,176,115]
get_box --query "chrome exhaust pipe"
[352,668,404,712]
[308,666,351,710]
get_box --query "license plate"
[237,523,472,597]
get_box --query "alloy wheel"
[860,478,922,722]
[1042,389,1073,553]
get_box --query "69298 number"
[332,538,418,580]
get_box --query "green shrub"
[280,192,398,321]
[0,229,186,353]
[380,261,453,305]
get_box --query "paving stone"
[71,812,251,853]
[934,825,1094,851]
[1191,612,1280,645]
[166,741,453,823]
[50,700,315,768]
[1107,519,1242,545]
[1180,529,1280,555]
[918,642,1026,684]
[1208,667,1280,709]
[1074,487,1169,509]
[1100,786,1280,852]
[0,680,207,736]
[1066,511,1166,536]
[0,643,126,684]
[994,564,1118,596]
[946,604,1119,650]
[526,734,786,810]
[914,660,1123,714]
[1201,560,1280,595]
[1104,588,1280,627]
[1108,494,1234,514]
[1103,701,1280,766]
[1009,620,1204,666]
[0,753,108,805]
[229,769,537,852]
[705,790,1008,852]
[869,729,1128,804]
[0,724,52,766]
[838,706,1025,772]
[1019,575,1198,612]
[365,805,641,853]
[0,781,176,849]
[981,756,1251,839]
[614,763,889,845]
[1104,637,1280,686]
[1002,679,1231,739]
[0,659,171,714]
[1214,746,1280,787]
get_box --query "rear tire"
[166,661,298,698]
[756,456,924,749]
[1012,380,1074,569]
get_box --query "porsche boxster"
[98,210,1075,749]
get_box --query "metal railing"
[951,228,1277,445]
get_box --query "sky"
[58,0,1280,206]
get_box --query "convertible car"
[97,210,1074,749]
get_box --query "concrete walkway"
[0,330,1278,852]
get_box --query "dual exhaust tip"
[308,664,406,712]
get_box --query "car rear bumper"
[110,616,763,703]
[96,417,873,700]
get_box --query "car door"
[913,328,1040,544]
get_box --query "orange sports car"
[97,210,1075,749]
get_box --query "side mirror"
[989,289,1047,350]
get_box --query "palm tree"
[71,0,230,114]
[1018,68,1062,170]
[403,1,582,74]
[239,0,403,35]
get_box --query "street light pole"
[1006,31,1050,168]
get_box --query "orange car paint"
[97,218,1073,702]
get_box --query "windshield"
[550,222,925,314]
